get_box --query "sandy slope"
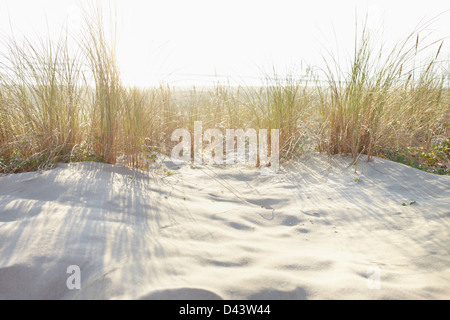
[0,154,449,300]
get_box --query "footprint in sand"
[302,211,321,218]
[280,215,303,226]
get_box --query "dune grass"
[0,8,448,175]
[317,20,449,165]
[0,28,88,172]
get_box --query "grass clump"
[317,18,449,165]
[0,29,88,173]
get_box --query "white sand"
[0,154,449,300]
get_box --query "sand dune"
[0,154,449,299]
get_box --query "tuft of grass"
[317,17,449,166]
[0,26,88,173]
[81,4,122,165]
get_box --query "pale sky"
[0,0,449,86]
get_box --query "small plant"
[380,142,449,175]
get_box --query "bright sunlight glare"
[1,0,449,86]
